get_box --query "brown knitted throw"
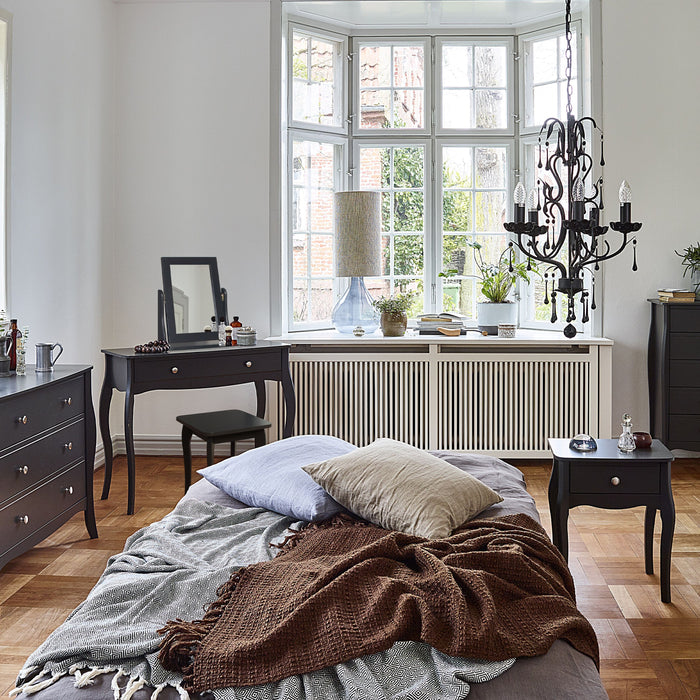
[159,513,598,693]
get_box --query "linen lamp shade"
[334,191,381,277]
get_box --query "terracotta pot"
[380,311,408,337]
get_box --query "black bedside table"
[548,438,675,603]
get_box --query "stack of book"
[416,313,466,334]
[657,288,697,303]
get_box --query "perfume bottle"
[617,413,636,453]
[16,326,29,376]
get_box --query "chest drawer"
[669,333,700,360]
[0,376,84,451]
[0,462,86,556]
[670,306,700,332]
[570,464,660,494]
[133,351,282,386]
[669,387,700,414]
[669,361,700,388]
[0,420,85,505]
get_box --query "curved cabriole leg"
[99,380,114,501]
[644,506,656,576]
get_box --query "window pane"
[394,235,424,274]
[310,280,334,321]
[474,88,507,129]
[292,36,308,79]
[443,89,472,129]
[532,37,557,83]
[310,39,334,82]
[394,46,424,87]
[381,235,391,275]
[360,89,391,128]
[310,234,333,276]
[394,279,423,316]
[443,192,473,232]
[393,89,424,129]
[309,188,333,232]
[359,147,388,189]
[474,46,506,87]
[394,191,423,231]
[443,147,473,188]
[533,82,558,125]
[475,192,505,232]
[292,187,308,232]
[475,147,506,188]
[293,281,308,322]
[393,146,423,188]
[292,235,308,277]
[443,45,472,87]
[442,278,477,318]
[360,45,391,87]
[442,234,470,272]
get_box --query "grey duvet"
[12,452,607,700]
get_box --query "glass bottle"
[218,317,226,346]
[16,326,29,375]
[230,316,242,345]
[617,413,636,453]
[9,319,21,370]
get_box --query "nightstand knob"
[246,361,252,368]
[17,465,29,475]
[63,486,74,495]
[64,442,73,451]
[62,397,72,406]
[16,415,28,424]
[610,476,621,486]
[171,367,179,374]
[16,515,29,525]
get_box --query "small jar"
[236,327,256,346]
[617,413,636,453]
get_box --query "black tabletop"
[102,340,289,358]
[548,438,674,462]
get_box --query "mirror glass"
[161,257,225,346]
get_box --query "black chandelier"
[504,0,641,338]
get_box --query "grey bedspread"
[13,452,607,700]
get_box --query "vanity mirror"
[160,257,227,346]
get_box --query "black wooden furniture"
[0,365,97,570]
[648,299,700,451]
[99,341,295,514]
[176,409,271,491]
[548,438,675,602]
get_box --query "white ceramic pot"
[477,302,517,335]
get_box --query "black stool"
[176,409,272,491]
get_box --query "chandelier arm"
[580,235,633,267]
[513,237,567,277]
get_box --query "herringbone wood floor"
[0,455,698,698]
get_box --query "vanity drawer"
[0,376,84,451]
[0,420,85,505]
[0,463,86,556]
[570,465,660,495]
[134,351,282,386]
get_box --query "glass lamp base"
[332,277,379,334]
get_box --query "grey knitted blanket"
[13,500,514,700]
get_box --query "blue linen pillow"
[198,435,357,522]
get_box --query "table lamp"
[332,191,381,334]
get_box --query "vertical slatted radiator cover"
[273,345,605,457]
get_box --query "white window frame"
[288,22,348,136]
[353,138,432,313]
[519,20,583,136]
[0,11,9,312]
[286,130,348,331]
[352,37,431,137]
[435,37,515,137]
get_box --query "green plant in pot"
[675,243,700,295]
[462,242,538,335]
[372,292,415,337]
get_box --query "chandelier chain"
[565,0,573,116]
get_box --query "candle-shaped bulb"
[527,188,537,211]
[619,180,632,204]
[513,182,526,206]
[573,176,585,202]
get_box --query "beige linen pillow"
[302,438,503,539]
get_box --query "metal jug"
[0,335,11,377]
[35,342,63,372]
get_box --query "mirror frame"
[161,257,225,346]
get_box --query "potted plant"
[675,243,700,295]
[461,242,537,334]
[372,292,415,337]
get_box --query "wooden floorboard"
[0,455,698,698]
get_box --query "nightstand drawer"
[0,463,86,556]
[669,333,700,360]
[0,420,85,505]
[0,376,84,451]
[570,465,659,494]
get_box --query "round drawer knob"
[171,367,179,374]
[16,515,29,525]
[64,442,73,451]
[62,397,72,406]
[16,415,28,424]
[17,465,29,475]
[246,361,253,368]
[611,476,621,486]
[63,486,74,495]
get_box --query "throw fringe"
[270,513,372,557]
[111,669,126,700]
[9,671,66,697]
[121,677,146,700]
[73,665,117,688]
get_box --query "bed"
[12,439,608,700]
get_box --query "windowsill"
[269,328,613,346]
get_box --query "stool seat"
[176,409,272,491]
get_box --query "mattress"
[14,451,607,700]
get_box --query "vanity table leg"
[254,380,266,419]
[99,379,115,501]
[281,361,296,439]
[124,388,136,515]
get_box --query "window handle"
[513,113,521,124]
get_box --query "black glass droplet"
[551,292,558,323]
[632,240,638,271]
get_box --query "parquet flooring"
[0,455,698,699]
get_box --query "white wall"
[3,0,115,410]
[113,1,271,439]
[600,0,700,432]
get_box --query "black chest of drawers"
[648,300,700,451]
[0,365,97,569]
